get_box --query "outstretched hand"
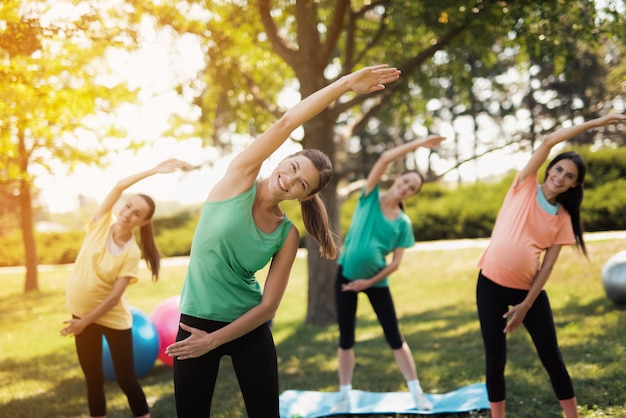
[594,113,626,127]
[421,135,446,149]
[348,64,401,94]
[153,158,189,174]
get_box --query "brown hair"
[294,149,337,259]
[137,194,161,280]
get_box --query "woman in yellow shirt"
[61,158,187,418]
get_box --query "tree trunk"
[305,180,340,326]
[19,137,38,293]
[303,110,340,326]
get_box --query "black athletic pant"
[74,320,149,417]
[335,266,404,350]
[476,271,575,402]
[173,314,279,417]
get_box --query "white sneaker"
[413,392,434,411]
[331,393,351,413]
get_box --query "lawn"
[1,236,625,417]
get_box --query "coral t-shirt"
[478,173,575,290]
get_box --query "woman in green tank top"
[333,135,445,413]
[165,64,402,417]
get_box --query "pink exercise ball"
[150,295,180,367]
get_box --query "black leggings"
[173,314,279,418]
[335,266,404,350]
[476,272,575,402]
[74,320,149,417]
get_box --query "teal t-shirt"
[338,185,415,287]
[179,182,293,322]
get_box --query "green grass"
[1,238,626,417]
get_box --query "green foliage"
[0,211,201,267]
[5,145,626,268]
[152,211,199,257]
[0,231,25,267]
[0,230,84,266]
[36,231,85,265]
[583,179,626,231]
[579,146,626,188]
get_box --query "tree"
[35,0,621,323]
[202,0,535,325]
[0,1,140,292]
[133,0,624,325]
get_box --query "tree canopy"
[2,1,624,315]
[1,0,145,291]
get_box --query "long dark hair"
[293,149,337,259]
[544,151,587,256]
[137,194,161,280]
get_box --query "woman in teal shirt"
[333,135,444,413]
[165,64,401,417]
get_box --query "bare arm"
[341,247,406,292]
[518,114,626,185]
[364,135,445,195]
[165,227,300,359]
[60,277,132,337]
[93,158,189,222]
[502,245,562,333]
[210,65,402,201]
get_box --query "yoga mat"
[279,382,489,417]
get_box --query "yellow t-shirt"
[66,210,140,329]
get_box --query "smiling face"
[391,171,423,200]
[117,195,152,230]
[542,158,579,199]
[270,155,322,200]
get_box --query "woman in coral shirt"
[476,113,626,418]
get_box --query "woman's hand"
[341,279,372,292]
[166,323,214,360]
[60,317,87,337]
[347,64,401,94]
[593,113,626,128]
[421,135,446,149]
[152,158,189,174]
[502,303,530,333]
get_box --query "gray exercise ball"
[601,251,626,305]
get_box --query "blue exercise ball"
[601,251,626,305]
[102,306,159,381]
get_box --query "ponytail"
[137,194,161,280]
[292,149,337,259]
[301,194,337,259]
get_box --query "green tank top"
[180,182,293,322]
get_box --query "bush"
[583,178,626,231]
[4,145,626,267]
